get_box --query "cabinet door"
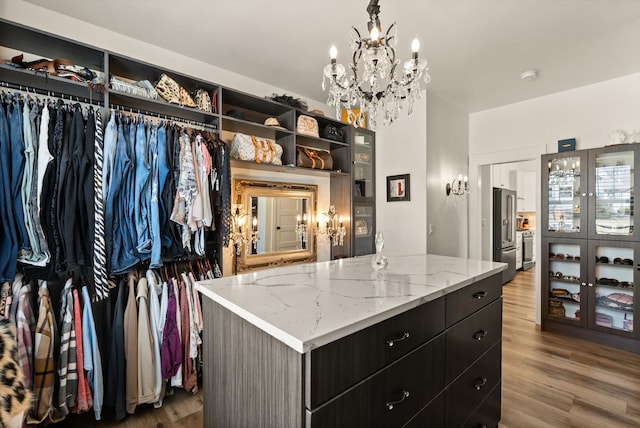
[588,241,638,338]
[588,145,639,241]
[542,238,588,327]
[353,129,375,200]
[353,202,375,256]
[542,152,588,239]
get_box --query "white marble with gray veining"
[195,254,506,353]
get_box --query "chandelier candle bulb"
[330,45,337,61]
[411,38,420,55]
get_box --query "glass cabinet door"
[353,203,375,256]
[542,152,588,239]
[543,240,587,327]
[589,243,636,336]
[588,146,637,240]
[353,130,374,199]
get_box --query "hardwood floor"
[500,268,640,428]
[66,267,640,427]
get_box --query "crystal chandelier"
[322,0,431,129]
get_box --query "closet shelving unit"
[0,18,377,261]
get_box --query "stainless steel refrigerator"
[493,188,517,284]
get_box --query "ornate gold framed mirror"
[233,179,317,272]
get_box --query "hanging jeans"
[108,116,139,274]
[18,101,37,264]
[148,125,162,268]
[8,99,29,254]
[0,100,18,282]
[134,118,152,259]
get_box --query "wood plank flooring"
[67,267,640,427]
[500,269,640,428]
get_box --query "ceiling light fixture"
[520,69,538,81]
[322,0,431,129]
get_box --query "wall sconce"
[230,207,259,274]
[315,205,346,246]
[446,174,469,196]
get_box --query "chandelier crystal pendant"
[322,0,431,129]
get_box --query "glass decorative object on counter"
[371,231,388,271]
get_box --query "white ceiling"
[25,0,640,113]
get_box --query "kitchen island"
[195,254,506,428]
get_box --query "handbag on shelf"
[193,89,212,113]
[231,133,283,165]
[297,115,319,138]
[155,73,196,107]
[321,124,344,142]
[296,146,333,170]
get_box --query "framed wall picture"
[387,174,411,202]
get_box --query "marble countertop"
[195,254,506,353]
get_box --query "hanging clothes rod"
[0,80,103,107]
[109,103,218,131]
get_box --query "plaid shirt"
[57,279,78,416]
[15,281,36,391]
[27,281,63,424]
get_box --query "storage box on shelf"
[542,145,640,353]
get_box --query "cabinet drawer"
[402,392,445,428]
[446,298,502,384]
[446,341,502,428]
[308,334,446,428]
[446,273,501,327]
[461,381,501,428]
[307,297,445,408]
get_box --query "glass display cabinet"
[352,128,376,256]
[542,239,587,327]
[588,146,638,241]
[589,241,636,336]
[542,151,588,239]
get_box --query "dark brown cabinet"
[542,145,640,354]
[203,272,503,427]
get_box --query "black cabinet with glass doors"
[542,144,640,353]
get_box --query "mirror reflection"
[249,196,310,255]
[233,179,317,272]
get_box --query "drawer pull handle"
[472,291,487,299]
[473,330,488,341]
[386,332,410,347]
[386,390,410,410]
[474,377,487,391]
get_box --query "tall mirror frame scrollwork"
[233,179,317,272]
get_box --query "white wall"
[426,92,469,257]
[375,92,428,256]
[469,73,640,325]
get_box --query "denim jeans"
[17,100,39,264]
[0,100,18,281]
[102,110,117,201]
[8,98,29,252]
[108,115,139,274]
[148,125,162,268]
[134,117,152,258]
[157,124,170,251]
